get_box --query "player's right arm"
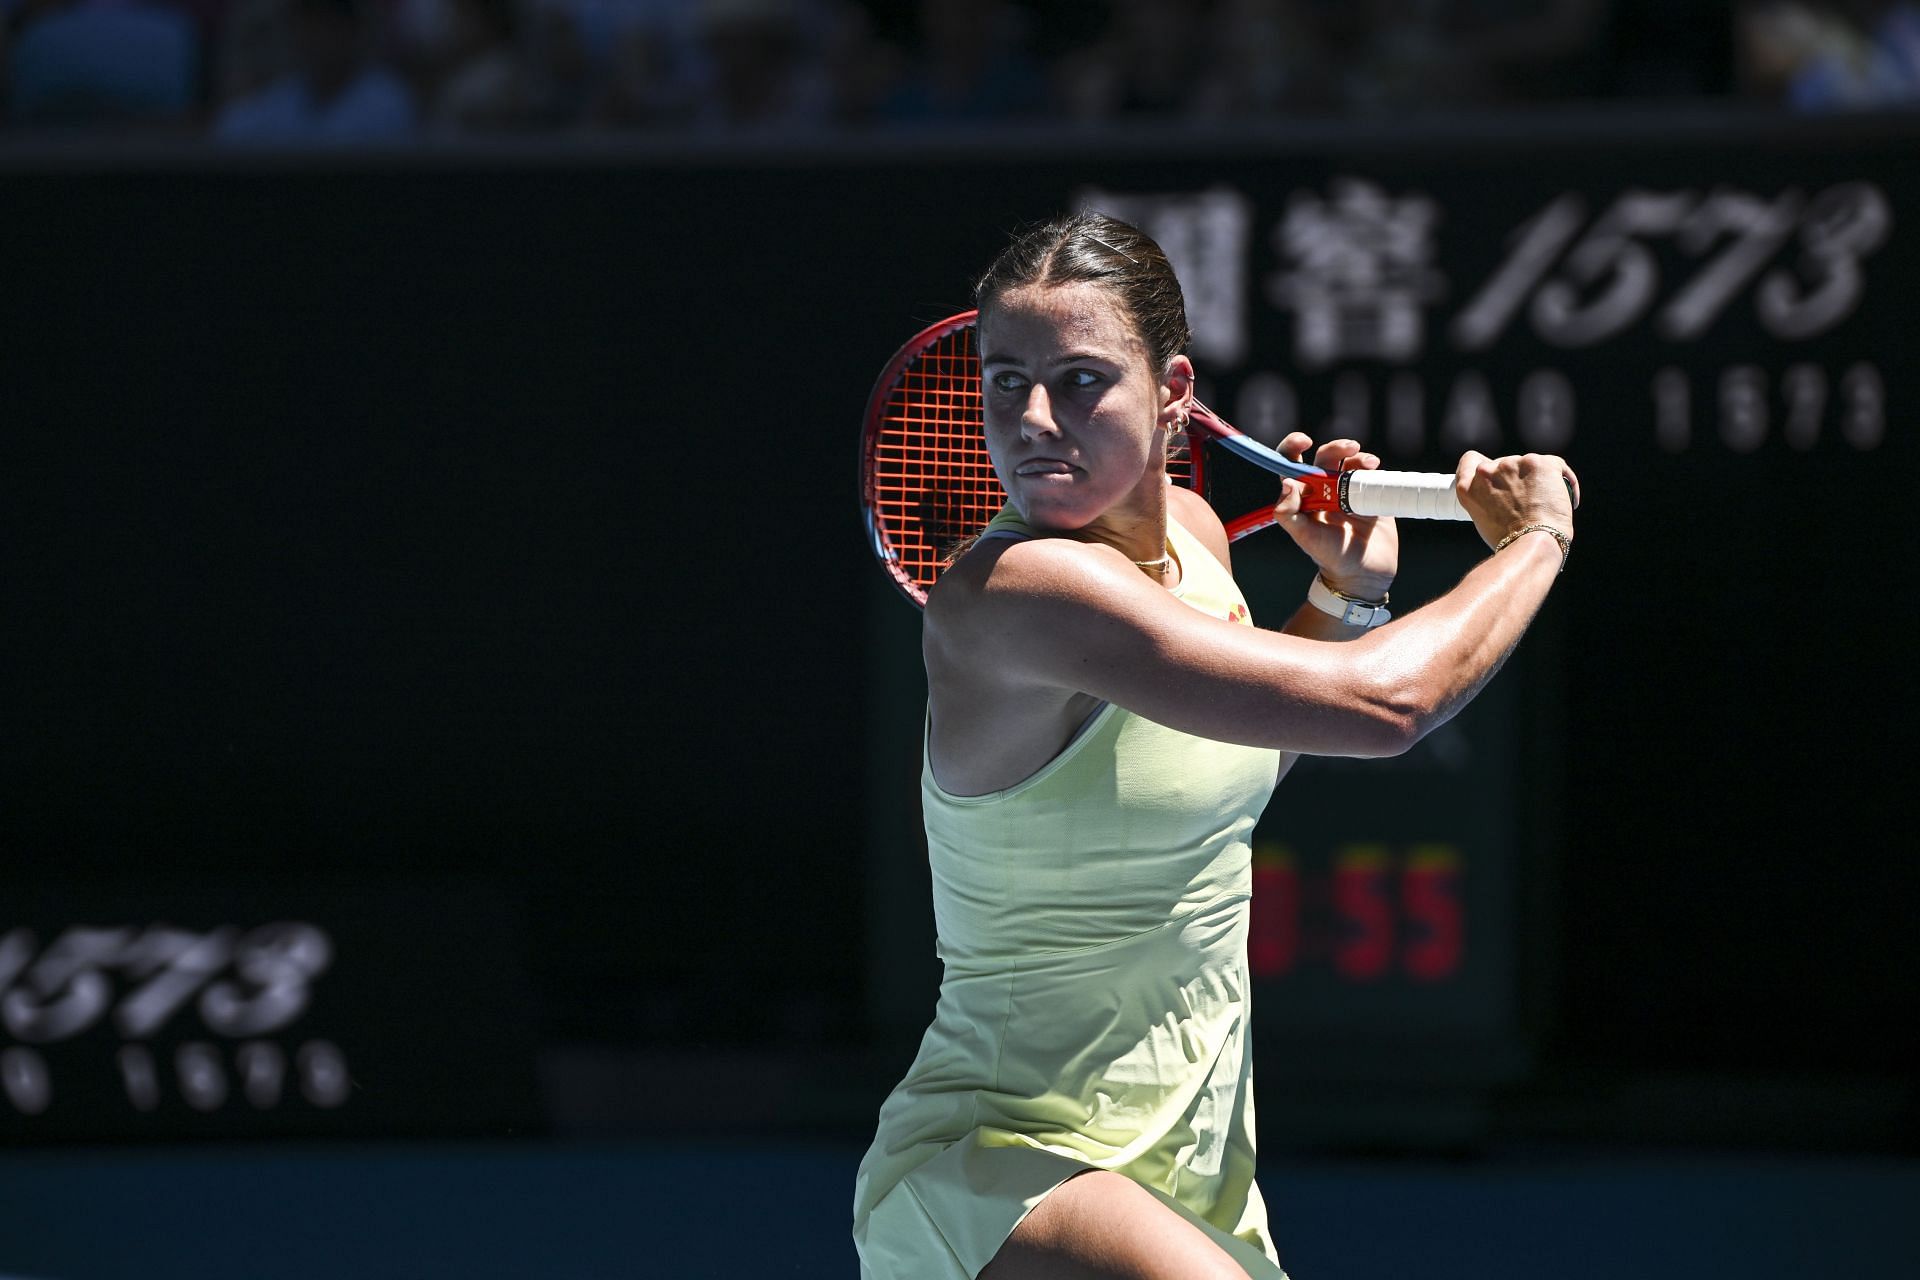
[926,451,1576,762]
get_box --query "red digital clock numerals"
[1249,843,1464,983]
[1248,856,1300,977]
[1331,846,1394,981]
[1400,846,1465,982]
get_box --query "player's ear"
[1160,355,1196,428]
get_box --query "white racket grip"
[1341,469,1469,521]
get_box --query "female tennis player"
[851,212,1578,1280]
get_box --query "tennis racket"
[860,309,1469,608]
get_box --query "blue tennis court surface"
[1,1143,1914,1279]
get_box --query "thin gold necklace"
[1131,546,1174,577]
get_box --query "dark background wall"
[2,118,1914,1151]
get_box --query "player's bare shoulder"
[924,536,1015,670]
[924,533,1141,667]
[928,535,1072,632]
[925,536,1086,697]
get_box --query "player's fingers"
[1279,431,1314,463]
[1312,437,1363,471]
[1453,450,1491,490]
[1524,452,1579,512]
[1274,477,1304,518]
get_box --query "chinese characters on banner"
[1082,178,1889,460]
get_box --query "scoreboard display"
[1237,542,1532,1070]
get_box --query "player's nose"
[1019,385,1059,440]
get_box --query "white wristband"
[1308,574,1391,627]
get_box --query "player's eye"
[988,371,1027,393]
[1063,369,1103,390]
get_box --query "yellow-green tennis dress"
[852,508,1287,1279]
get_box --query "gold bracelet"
[1495,523,1572,573]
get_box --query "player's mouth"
[1014,458,1077,477]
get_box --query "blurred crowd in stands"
[1,0,1917,143]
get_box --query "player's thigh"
[979,1169,1248,1280]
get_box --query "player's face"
[978,281,1174,532]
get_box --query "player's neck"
[1074,476,1172,577]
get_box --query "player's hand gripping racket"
[860,310,1469,608]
